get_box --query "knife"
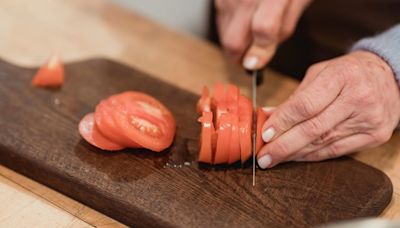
[251,70,263,186]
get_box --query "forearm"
[351,24,400,129]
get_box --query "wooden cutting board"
[0,58,393,228]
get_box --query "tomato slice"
[212,83,228,126]
[226,84,239,114]
[196,86,211,114]
[198,111,215,163]
[94,97,140,148]
[214,113,232,164]
[256,108,268,153]
[31,54,65,88]
[228,115,240,164]
[113,92,176,152]
[79,113,125,151]
[238,95,252,163]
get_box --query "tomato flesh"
[32,54,65,88]
[214,113,232,164]
[197,86,211,113]
[79,113,125,151]
[238,95,252,163]
[198,111,214,163]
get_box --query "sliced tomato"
[256,108,268,153]
[32,54,65,88]
[196,86,211,113]
[228,115,240,164]
[226,84,239,115]
[94,97,140,148]
[113,91,176,152]
[214,113,232,164]
[212,83,227,126]
[198,111,215,163]
[79,113,124,151]
[238,95,253,163]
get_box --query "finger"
[279,0,312,41]
[220,2,257,62]
[257,97,351,169]
[243,0,289,70]
[295,134,372,162]
[261,66,345,144]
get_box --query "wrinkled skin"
[257,51,400,167]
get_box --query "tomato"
[198,111,215,163]
[79,113,125,151]
[238,95,252,163]
[94,97,140,148]
[196,86,211,113]
[228,115,240,164]
[212,83,228,126]
[214,113,232,164]
[113,92,176,152]
[256,108,268,153]
[32,54,65,88]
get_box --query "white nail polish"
[258,155,272,169]
[262,106,276,113]
[243,56,258,70]
[262,127,275,143]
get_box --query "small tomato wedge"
[79,113,125,151]
[113,92,176,152]
[214,113,232,164]
[32,54,65,88]
[256,108,268,153]
[198,111,215,163]
[196,86,211,113]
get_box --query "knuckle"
[292,95,317,119]
[301,118,325,139]
[272,141,290,157]
[327,143,340,158]
[221,36,243,54]
[253,21,279,40]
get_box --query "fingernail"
[243,56,258,70]
[262,127,275,143]
[258,155,272,169]
[262,106,275,113]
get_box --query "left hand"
[257,50,400,169]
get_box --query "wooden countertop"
[0,0,399,226]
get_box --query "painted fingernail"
[262,127,275,143]
[262,106,276,113]
[258,155,272,169]
[243,56,258,70]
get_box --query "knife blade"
[251,70,263,186]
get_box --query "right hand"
[215,0,312,70]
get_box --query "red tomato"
[228,115,240,164]
[79,113,125,151]
[238,95,252,163]
[94,97,140,148]
[113,92,176,152]
[196,86,211,113]
[198,111,215,163]
[214,113,232,164]
[256,108,268,153]
[212,83,228,126]
[32,54,65,88]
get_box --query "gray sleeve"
[351,25,400,130]
[351,24,400,87]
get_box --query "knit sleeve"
[351,24,400,87]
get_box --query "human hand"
[215,0,311,70]
[257,51,400,168]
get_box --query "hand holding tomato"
[257,51,400,168]
[215,0,311,69]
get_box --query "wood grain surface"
[0,58,393,227]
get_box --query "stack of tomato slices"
[79,91,176,152]
[197,83,267,164]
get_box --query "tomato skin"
[198,111,214,163]
[228,115,240,164]
[238,95,252,163]
[113,92,176,152]
[32,54,65,88]
[79,113,125,151]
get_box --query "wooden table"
[0,0,399,226]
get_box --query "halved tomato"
[113,92,176,152]
[79,113,125,151]
[32,54,65,88]
[198,111,215,163]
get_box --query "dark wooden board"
[0,58,392,228]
